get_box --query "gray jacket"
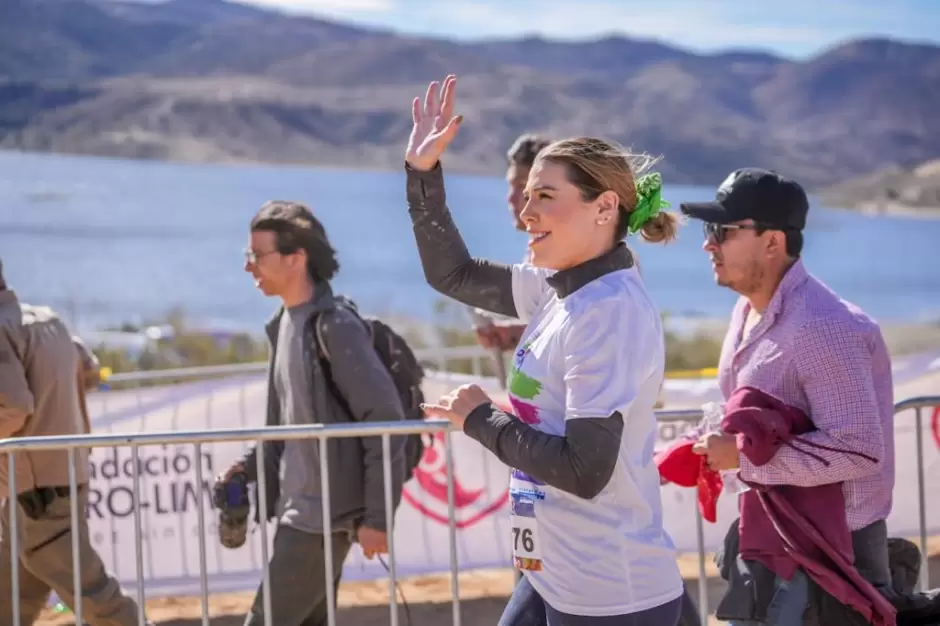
[239,282,407,534]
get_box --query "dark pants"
[677,584,702,626]
[498,575,682,625]
[244,525,352,626]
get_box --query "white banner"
[84,374,940,598]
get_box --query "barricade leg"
[914,406,930,591]
[382,434,399,626]
[445,430,462,626]
[193,443,210,626]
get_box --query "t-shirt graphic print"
[507,326,549,571]
[509,338,543,426]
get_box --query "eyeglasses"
[703,222,770,245]
[243,248,278,264]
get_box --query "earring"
[596,218,610,225]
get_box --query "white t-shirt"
[506,262,683,616]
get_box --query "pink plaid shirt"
[719,260,895,531]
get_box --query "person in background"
[216,202,407,626]
[682,169,895,624]
[404,74,685,625]
[0,258,150,626]
[471,133,552,355]
[72,336,102,393]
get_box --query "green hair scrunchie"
[628,172,670,236]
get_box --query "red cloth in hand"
[655,440,724,523]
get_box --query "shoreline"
[828,202,940,220]
[8,147,940,219]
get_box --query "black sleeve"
[462,403,624,499]
[320,308,407,531]
[406,163,518,318]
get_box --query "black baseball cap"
[680,168,809,231]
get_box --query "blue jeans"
[498,575,682,625]
[728,569,810,626]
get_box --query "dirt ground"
[35,539,940,626]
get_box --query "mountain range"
[2,0,940,188]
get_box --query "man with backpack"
[215,201,417,626]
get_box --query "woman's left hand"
[421,383,492,430]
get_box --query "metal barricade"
[0,419,458,626]
[2,394,937,625]
[894,395,940,593]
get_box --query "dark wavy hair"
[249,201,339,282]
[507,133,552,169]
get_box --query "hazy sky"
[234,0,940,58]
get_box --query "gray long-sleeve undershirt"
[405,162,625,499]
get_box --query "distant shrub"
[90,300,722,386]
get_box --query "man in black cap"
[679,168,897,624]
[680,167,808,294]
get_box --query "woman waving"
[407,75,684,626]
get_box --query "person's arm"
[463,300,636,499]
[320,308,407,531]
[0,329,32,439]
[738,317,884,487]
[408,163,548,320]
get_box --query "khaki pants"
[0,488,147,626]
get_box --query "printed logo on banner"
[402,407,510,528]
[84,445,221,548]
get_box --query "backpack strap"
[313,297,373,363]
[313,309,331,362]
[311,297,374,423]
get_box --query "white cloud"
[230,0,932,56]
[414,0,927,55]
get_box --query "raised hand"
[405,74,463,172]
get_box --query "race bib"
[510,492,543,571]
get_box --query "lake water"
[1,151,939,332]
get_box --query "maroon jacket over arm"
[722,385,896,626]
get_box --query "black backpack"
[313,295,427,483]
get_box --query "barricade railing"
[100,345,496,387]
[2,397,936,625]
[0,419,457,626]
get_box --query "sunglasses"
[703,222,774,245]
